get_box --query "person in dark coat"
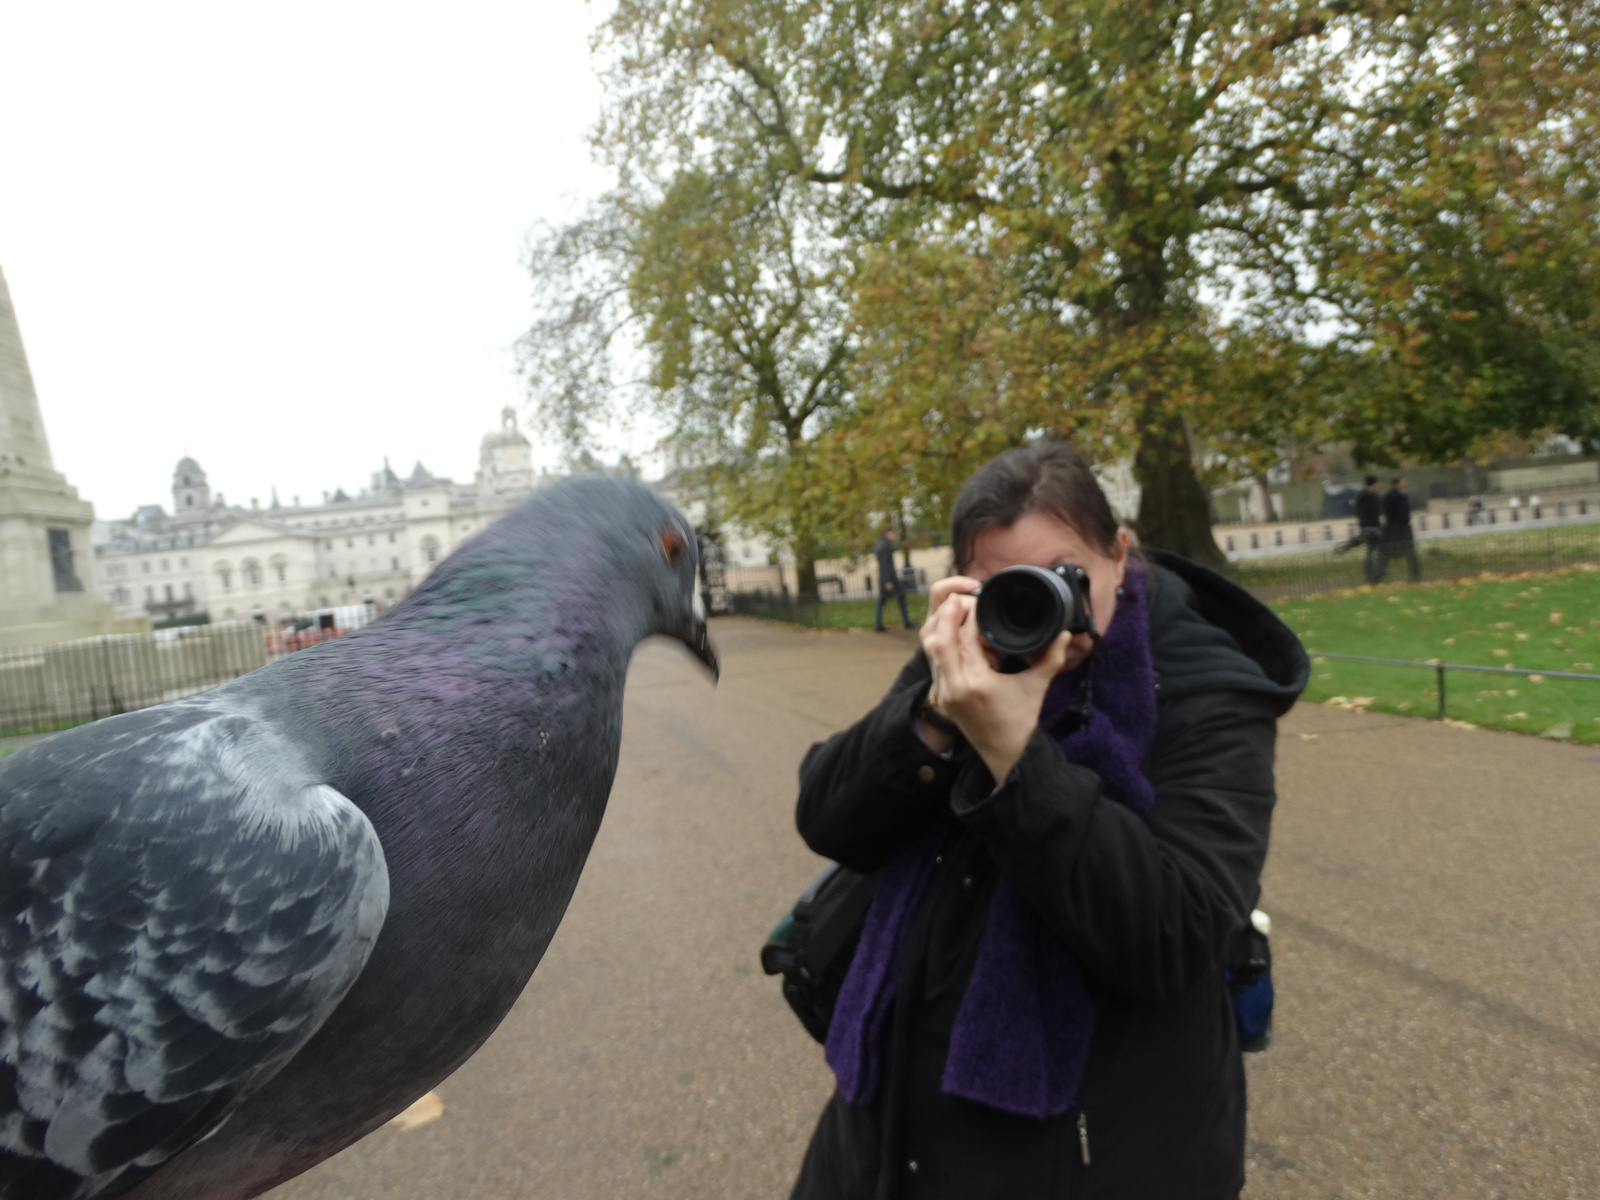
[874,526,914,631]
[1379,475,1422,582]
[1354,473,1384,582]
[790,442,1308,1200]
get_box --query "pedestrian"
[873,525,914,631]
[790,442,1308,1199]
[1352,474,1384,582]
[1466,495,1484,526]
[1380,475,1422,582]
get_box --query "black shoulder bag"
[759,862,878,1044]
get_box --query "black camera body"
[973,564,1094,657]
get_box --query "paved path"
[267,618,1600,1200]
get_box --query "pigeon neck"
[357,545,653,714]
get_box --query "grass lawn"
[1272,564,1600,742]
[733,593,931,630]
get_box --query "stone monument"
[0,265,138,648]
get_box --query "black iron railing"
[1308,651,1600,720]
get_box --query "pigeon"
[0,476,717,1200]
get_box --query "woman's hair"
[950,442,1121,573]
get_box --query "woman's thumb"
[1029,631,1074,678]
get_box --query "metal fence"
[0,621,269,736]
[1311,651,1600,721]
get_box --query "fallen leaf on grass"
[1439,719,1478,730]
[1550,611,1564,625]
[1539,723,1574,739]
[1297,733,1320,742]
[1324,696,1375,712]
[1491,649,1510,657]
[1442,638,1456,645]
[387,1092,445,1131]
[1528,675,1545,683]
[1507,711,1529,720]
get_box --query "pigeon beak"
[683,590,719,681]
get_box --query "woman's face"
[967,511,1127,639]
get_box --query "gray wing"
[0,699,390,1200]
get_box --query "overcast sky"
[0,2,618,519]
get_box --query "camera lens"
[976,567,1071,657]
[996,577,1052,638]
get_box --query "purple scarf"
[824,566,1157,1119]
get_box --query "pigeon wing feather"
[0,700,390,1200]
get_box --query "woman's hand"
[919,580,1074,784]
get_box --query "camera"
[973,564,1094,657]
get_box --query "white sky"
[0,2,619,520]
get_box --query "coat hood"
[1143,550,1310,715]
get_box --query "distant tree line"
[522,0,1600,581]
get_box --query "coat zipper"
[1077,1111,1091,1166]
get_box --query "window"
[161,559,170,571]
[367,535,374,546]
[242,560,263,587]
[216,564,233,590]
[145,586,154,602]
[391,557,399,570]
[164,584,174,601]
[325,540,332,550]
[421,537,440,564]
[143,561,151,574]
[346,538,354,548]
[183,582,193,598]
[388,532,396,544]
[271,558,288,583]
[111,586,129,605]
[180,557,188,568]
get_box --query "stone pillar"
[0,265,142,648]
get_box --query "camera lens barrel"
[973,564,1093,657]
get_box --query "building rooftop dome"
[481,406,530,450]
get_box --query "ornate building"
[94,408,556,623]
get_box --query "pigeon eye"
[660,528,687,567]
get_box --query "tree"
[597,0,1600,563]
[520,167,857,591]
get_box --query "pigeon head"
[386,474,718,680]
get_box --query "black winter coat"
[790,552,1308,1200]
[875,537,902,595]
[1382,488,1413,538]
[1355,488,1383,528]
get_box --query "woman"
[791,443,1308,1199]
